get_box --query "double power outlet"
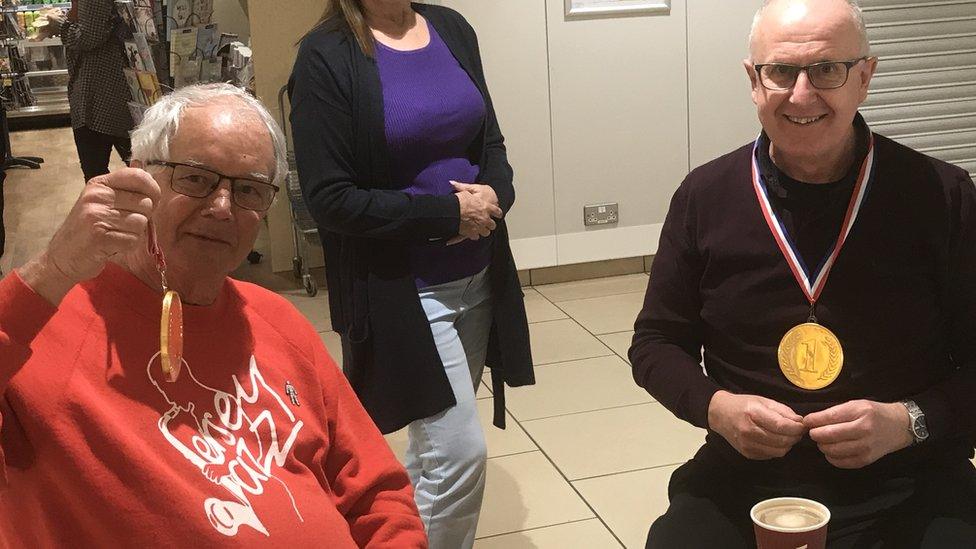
[584,202,619,226]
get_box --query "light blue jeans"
[407,267,492,549]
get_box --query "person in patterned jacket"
[51,0,134,182]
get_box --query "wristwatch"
[900,400,929,445]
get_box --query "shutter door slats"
[880,51,976,72]
[864,82,976,107]
[870,112,976,135]
[861,0,976,177]
[871,19,976,41]
[873,66,975,90]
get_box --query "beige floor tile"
[599,331,634,364]
[556,292,645,335]
[505,356,651,421]
[574,465,679,549]
[529,319,613,365]
[480,398,538,458]
[317,331,343,365]
[523,288,568,323]
[477,452,594,538]
[535,273,649,303]
[383,397,537,464]
[474,519,620,548]
[281,289,331,332]
[521,403,703,480]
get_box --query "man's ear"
[857,56,879,101]
[744,59,761,106]
[130,159,144,169]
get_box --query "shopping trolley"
[278,85,319,297]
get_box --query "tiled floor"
[7,126,975,548]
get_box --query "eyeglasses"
[754,57,869,91]
[149,161,279,212]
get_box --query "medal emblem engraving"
[778,323,843,390]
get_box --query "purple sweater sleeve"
[629,180,722,429]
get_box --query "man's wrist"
[900,399,929,445]
[16,252,77,306]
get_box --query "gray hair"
[748,0,870,60]
[130,83,288,188]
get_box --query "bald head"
[749,0,869,62]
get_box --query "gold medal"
[777,323,843,390]
[149,222,183,382]
[160,289,183,382]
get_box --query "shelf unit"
[1,2,70,118]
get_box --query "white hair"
[748,0,870,60]
[130,83,288,188]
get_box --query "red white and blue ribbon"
[750,133,875,305]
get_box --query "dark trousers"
[647,450,976,548]
[72,126,131,183]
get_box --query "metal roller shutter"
[859,0,976,178]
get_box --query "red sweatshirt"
[0,263,427,548]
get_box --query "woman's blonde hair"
[306,0,375,56]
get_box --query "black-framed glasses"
[754,57,869,90]
[149,161,279,212]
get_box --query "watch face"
[913,417,929,439]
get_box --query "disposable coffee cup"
[750,497,830,549]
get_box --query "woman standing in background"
[289,1,533,547]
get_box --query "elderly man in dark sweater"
[632,0,976,546]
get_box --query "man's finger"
[93,168,161,203]
[759,397,803,422]
[753,406,806,437]
[808,420,862,444]
[110,189,156,217]
[741,440,790,460]
[803,401,862,430]
[817,439,867,460]
[446,235,467,246]
[754,429,803,449]
[488,204,503,219]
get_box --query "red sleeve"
[315,342,427,548]
[0,272,59,485]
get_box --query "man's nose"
[789,70,820,104]
[204,180,234,219]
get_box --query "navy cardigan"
[289,3,534,433]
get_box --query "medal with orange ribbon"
[148,223,183,382]
[750,133,875,390]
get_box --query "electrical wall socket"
[584,203,619,226]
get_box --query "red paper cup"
[751,497,830,549]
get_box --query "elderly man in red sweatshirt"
[0,83,427,548]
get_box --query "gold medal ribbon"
[148,223,183,383]
[750,133,875,389]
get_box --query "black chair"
[0,100,42,170]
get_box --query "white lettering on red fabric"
[148,354,305,537]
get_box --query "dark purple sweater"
[376,21,491,288]
[630,131,976,477]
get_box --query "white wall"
[213,0,250,43]
[437,0,763,269]
[250,0,767,272]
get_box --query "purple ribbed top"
[376,20,491,288]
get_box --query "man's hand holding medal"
[18,169,160,306]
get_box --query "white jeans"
[407,267,492,549]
